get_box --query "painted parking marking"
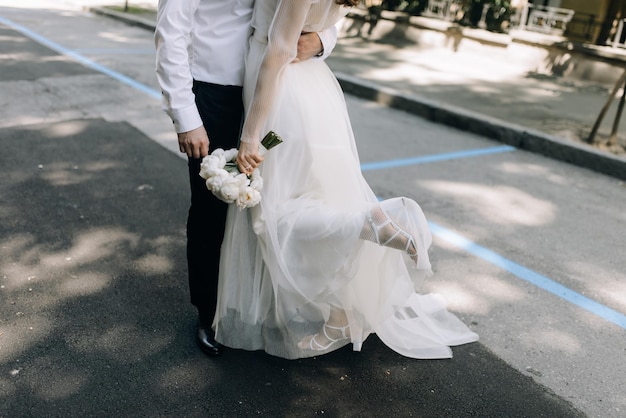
[429,222,626,330]
[4,13,624,330]
[361,145,516,171]
[73,48,156,55]
[0,15,161,100]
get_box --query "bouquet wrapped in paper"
[199,131,283,209]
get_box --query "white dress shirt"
[155,0,337,134]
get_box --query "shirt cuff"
[316,25,337,61]
[168,104,204,133]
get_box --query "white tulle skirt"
[213,39,478,359]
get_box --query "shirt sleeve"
[154,0,204,133]
[317,23,338,60]
[240,0,316,146]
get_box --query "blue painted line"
[73,48,156,55]
[361,145,516,171]
[428,221,626,330]
[0,15,161,100]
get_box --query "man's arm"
[295,24,338,62]
[154,0,208,158]
[316,24,338,60]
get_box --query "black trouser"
[187,80,243,326]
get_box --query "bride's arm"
[237,0,315,173]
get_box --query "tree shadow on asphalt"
[0,119,584,417]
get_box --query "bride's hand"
[237,141,264,174]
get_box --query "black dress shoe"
[197,322,223,356]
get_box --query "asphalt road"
[0,2,625,418]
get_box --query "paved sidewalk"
[89,1,626,181]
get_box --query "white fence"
[414,2,626,49]
[419,2,576,36]
[512,4,575,36]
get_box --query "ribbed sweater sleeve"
[239,0,316,146]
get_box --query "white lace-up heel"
[364,200,418,265]
[298,323,351,351]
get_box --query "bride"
[213,0,478,359]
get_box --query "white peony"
[237,187,262,209]
[219,179,239,202]
[198,131,282,209]
[205,171,229,192]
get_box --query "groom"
[155,0,337,356]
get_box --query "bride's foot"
[297,323,351,351]
[363,204,418,265]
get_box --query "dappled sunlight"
[0,33,27,43]
[0,1,73,10]
[99,30,141,44]
[365,63,471,86]
[24,354,90,400]
[1,227,182,313]
[524,86,562,98]
[134,235,181,274]
[40,228,140,268]
[69,324,174,364]
[564,260,626,313]
[524,329,581,355]
[422,180,555,226]
[39,162,92,186]
[0,113,80,130]
[2,264,39,290]
[0,316,54,361]
[426,280,485,315]
[336,38,533,86]
[58,272,111,297]
[1,234,37,267]
[135,253,174,275]
[470,84,503,95]
[1,225,181,360]
[158,361,213,394]
[1,221,188,408]
[45,119,90,138]
[427,272,525,316]
[330,33,622,150]
[473,274,525,303]
[498,162,569,185]
[0,50,75,63]
[39,54,77,64]
[517,324,589,359]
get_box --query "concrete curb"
[337,73,626,181]
[91,6,626,182]
[89,5,155,31]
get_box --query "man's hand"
[295,32,323,62]
[178,125,209,159]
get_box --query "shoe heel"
[378,197,432,271]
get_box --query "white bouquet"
[199,131,283,209]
